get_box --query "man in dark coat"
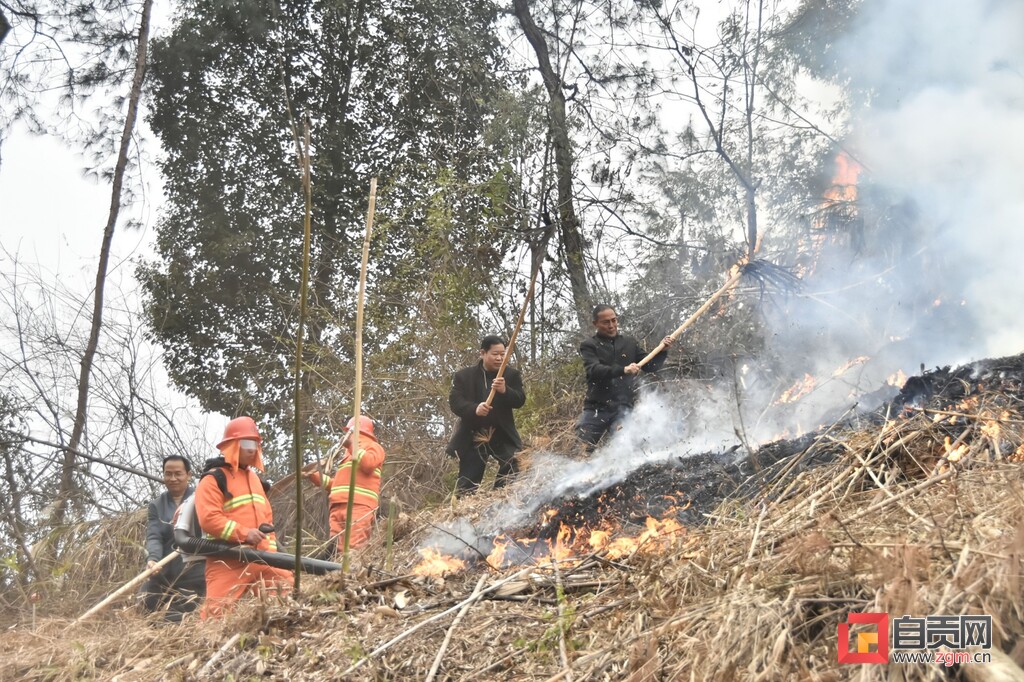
[576,305,674,452]
[446,335,526,494]
[139,455,206,621]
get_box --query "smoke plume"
[421,0,1024,551]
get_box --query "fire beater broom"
[636,258,800,368]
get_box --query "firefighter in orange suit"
[196,416,293,619]
[306,416,385,552]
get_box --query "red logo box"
[838,612,889,664]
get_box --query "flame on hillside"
[415,510,691,578]
[887,370,908,388]
[797,150,864,278]
[775,373,817,405]
[831,355,870,378]
[824,151,862,204]
[412,547,465,577]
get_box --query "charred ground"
[521,352,1024,545]
[5,352,1024,681]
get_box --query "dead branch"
[342,564,540,677]
[424,574,487,682]
[199,633,241,679]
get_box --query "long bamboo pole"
[291,121,314,591]
[342,177,377,572]
[636,266,745,368]
[72,550,180,624]
[482,267,540,408]
[483,226,555,407]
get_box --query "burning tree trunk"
[512,0,593,334]
[52,0,154,528]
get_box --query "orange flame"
[824,151,862,204]
[414,510,693,576]
[412,547,466,577]
[588,528,611,551]
[775,373,817,404]
[798,150,864,278]
[604,517,686,560]
[981,416,1004,442]
[942,436,968,463]
[831,355,870,378]
[486,536,509,571]
[886,370,908,388]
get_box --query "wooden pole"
[72,551,180,624]
[385,497,396,572]
[636,267,745,368]
[291,120,314,591]
[425,575,488,682]
[483,225,555,407]
[342,177,377,572]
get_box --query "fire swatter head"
[740,259,803,298]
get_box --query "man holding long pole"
[446,336,526,495]
[305,416,385,552]
[138,455,205,621]
[576,305,674,452]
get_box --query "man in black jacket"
[576,305,674,452]
[139,455,206,621]
[446,335,526,494]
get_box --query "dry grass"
[4,385,1024,680]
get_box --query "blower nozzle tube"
[173,528,342,575]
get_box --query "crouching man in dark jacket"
[576,305,673,452]
[446,335,526,495]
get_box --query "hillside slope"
[4,355,1024,681]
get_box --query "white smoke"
[840,0,1024,361]
[421,384,743,547]
[421,0,1024,550]
[746,0,1024,432]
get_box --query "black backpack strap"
[200,457,232,500]
[200,456,272,498]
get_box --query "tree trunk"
[743,0,765,259]
[0,10,10,46]
[512,0,592,334]
[52,0,154,528]
[745,185,758,259]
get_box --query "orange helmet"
[217,416,262,449]
[345,415,375,439]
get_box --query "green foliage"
[522,584,577,655]
[140,0,526,450]
[0,0,147,163]
[517,354,586,437]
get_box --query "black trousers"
[456,434,519,494]
[575,405,630,452]
[139,558,206,622]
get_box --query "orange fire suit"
[195,465,293,619]
[308,440,385,551]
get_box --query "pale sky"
[0,126,225,454]
[0,130,158,285]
